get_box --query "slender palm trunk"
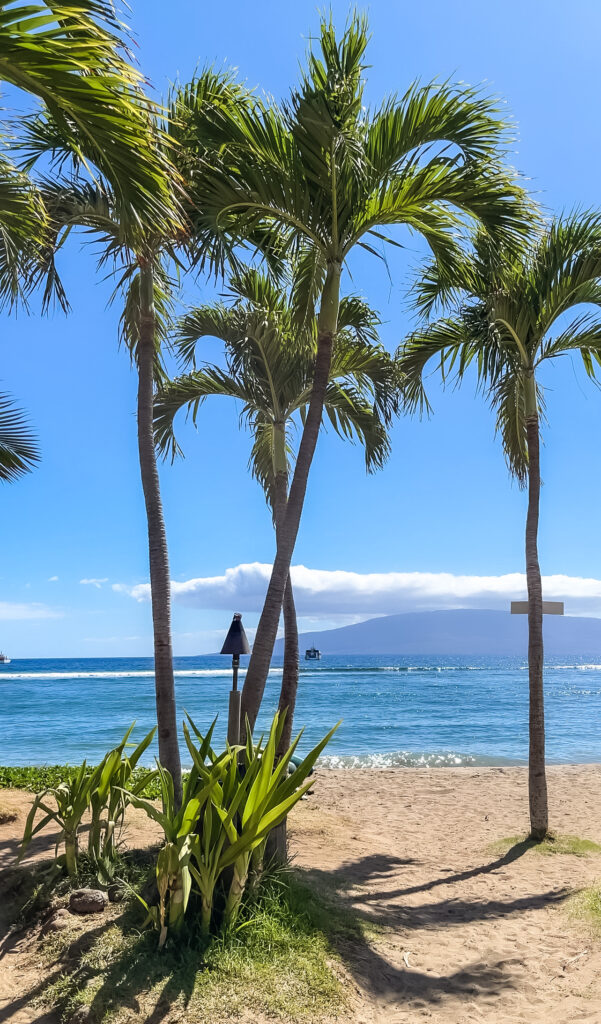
[241,262,341,733]
[266,570,299,866]
[279,573,299,755]
[137,260,182,805]
[525,393,548,839]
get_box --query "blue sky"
[3,0,601,656]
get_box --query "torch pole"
[227,653,241,746]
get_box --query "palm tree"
[397,213,601,839]
[0,391,39,481]
[154,268,398,753]
[18,72,255,805]
[184,13,531,732]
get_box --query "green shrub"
[129,711,338,946]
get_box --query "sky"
[3,0,601,657]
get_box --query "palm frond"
[154,367,250,460]
[0,391,40,482]
[0,1,179,229]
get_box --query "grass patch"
[490,833,601,857]
[568,884,601,935]
[0,764,167,798]
[30,870,353,1024]
[0,802,17,824]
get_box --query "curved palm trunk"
[525,401,548,840]
[279,572,299,755]
[137,262,182,805]
[241,262,341,734]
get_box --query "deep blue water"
[1,654,601,767]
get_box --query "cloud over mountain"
[114,563,601,617]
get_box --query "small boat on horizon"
[0,652,11,664]
[305,646,321,661]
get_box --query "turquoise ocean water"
[1,654,601,767]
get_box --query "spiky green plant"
[87,725,157,877]
[125,758,216,948]
[20,760,97,878]
[185,711,338,932]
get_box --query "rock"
[69,1006,91,1023]
[107,883,124,903]
[69,888,107,915]
[41,907,72,934]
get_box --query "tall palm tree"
[19,72,255,804]
[184,13,532,732]
[154,268,398,752]
[397,213,601,839]
[0,391,39,481]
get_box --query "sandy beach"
[2,764,601,1023]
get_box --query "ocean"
[1,654,601,768]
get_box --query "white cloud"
[80,578,109,589]
[0,601,61,621]
[48,576,59,582]
[113,562,601,618]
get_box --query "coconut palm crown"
[397,211,601,839]
[154,267,399,755]
[154,268,398,490]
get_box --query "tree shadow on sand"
[0,841,572,1022]
[296,840,571,1008]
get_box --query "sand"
[2,764,601,1023]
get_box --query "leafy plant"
[20,759,97,878]
[88,725,157,879]
[19,724,157,879]
[124,710,337,947]
[186,712,338,932]
[124,738,218,948]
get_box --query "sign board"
[510,601,564,615]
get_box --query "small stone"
[107,883,124,903]
[69,1006,91,1023]
[41,907,72,934]
[69,888,107,915]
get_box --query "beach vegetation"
[0,762,164,797]
[130,710,338,945]
[490,833,601,857]
[398,211,601,839]
[182,12,531,735]
[26,869,350,1024]
[569,883,601,936]
[0,802,17,824]
[19,724,157,879]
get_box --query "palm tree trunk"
[265,571,299,866]
[240,262,341,734]
[525,400,548,840]
[137,260,182,805]
[279,573,299,755]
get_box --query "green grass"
[568,884,601,935]
[0,802,17,824]
[0,764,167,799]
[490,833,601,857]
[30,870,353,1024]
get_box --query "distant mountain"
[273,608,601,657]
